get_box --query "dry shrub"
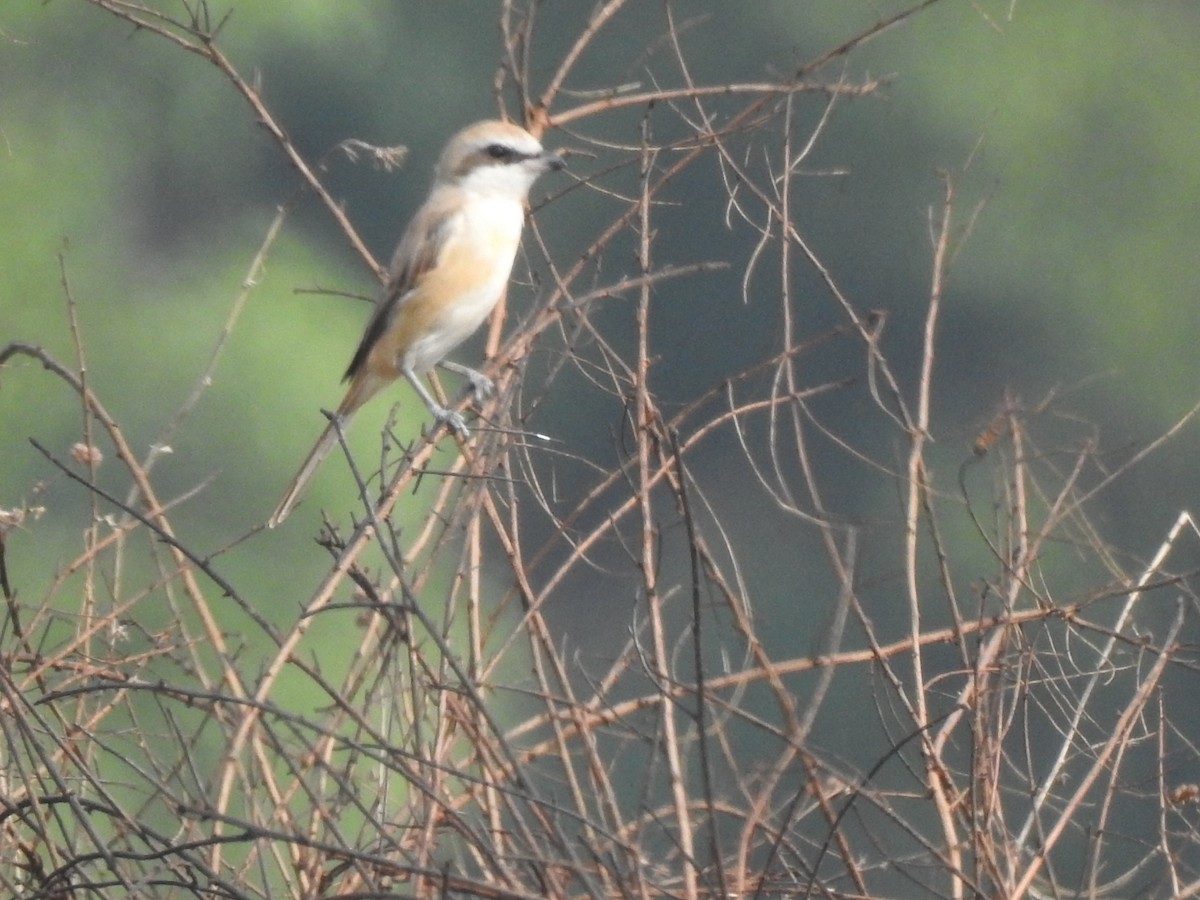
[3,2,1200,898]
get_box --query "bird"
[267,119,564,527]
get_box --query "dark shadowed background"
[3,4,1200,893]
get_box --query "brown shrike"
[268,119,563,526]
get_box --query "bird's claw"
[465,370,494,403]
[434,407,470,440]
[440,361,494,404]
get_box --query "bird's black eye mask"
[484,143,517,161]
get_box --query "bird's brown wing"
[343,195,460,382]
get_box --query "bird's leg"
[439,360,494,403]
[403,366,470,439]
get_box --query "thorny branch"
[4,2,1200,899]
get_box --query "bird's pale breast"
[366,196,524,378]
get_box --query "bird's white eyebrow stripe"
[456,145,543,174]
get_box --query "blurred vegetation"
[5,2,1200,555]
[3,2,1200,895]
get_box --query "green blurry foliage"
[4,0,1200,613]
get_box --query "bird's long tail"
[267,416,346,528]
[267,373,381,527]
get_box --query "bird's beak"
[542,150,566,172]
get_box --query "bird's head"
[435,119,564,199]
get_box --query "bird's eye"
[485,144,514,161]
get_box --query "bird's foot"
[432,406,470,440]
[440,361,494,404]
[463,369,494,403]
